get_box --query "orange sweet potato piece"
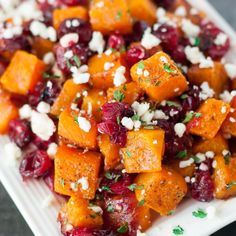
[187,62,228,96]
[89,0,133,35]
[98,134,120,170]
[53,6,88,29]
[135,166,187,215]
[193,133,229,155]
[221,96,236,137]
[187,98,230,139]
[59,197,103,228]
[121,129,165,173]
[128,0,157,25]
[131,51,188,102]
[213,155,236,199]
[88,52,129,90]
[107,82,144,104]
[58,109,98,149]
[32,37,54,59]
[0,50,46,95]
[51,79,88,116]
[81,89,107,121]
[0,87,18,133]
[54,144,101,199]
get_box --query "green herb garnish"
[43,72,60,79]
[60,178,65,187]
[128,184,144,192]
[183,112,194,123]
[107,205,115,213]
[164,64,177,74]
[137,61,145,69]
[137,199,145,207]
[116,10,122,20]
[72,55,81,67]
[173,225,184,235]
[117,223,128,233]
[168,210,176,215]
[181,94,189,99]
[176,150,187,158]
[101,186,112,192]
[224,152,230,165]
[114,90,125,102]
[105,172,121,182]
[125,149,132,157]
[192,209,207,218]
[194,37,201,47]
[226,181,236,189]
[166,100,180,107]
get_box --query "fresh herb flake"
[60,178,65,187]
[181,94,189,99]
[107,205,115,213]
[72,55,81,67]
[117,223,128,233]
[166,100,180,107]
[194,37,201,46]
[224,152,230,165]
[116,10,122,20]
[137,61,145,69]
[131,114,140,121]
[164,64,177,74]
[226,181,236,189]
[137,199,145,207]
[195,112,202,118]
[43,72,60,79]
[183,112,194,123]
[114,90,125,102]
[173,225,184,235]
[176,150,187,158]
[101,186,112,192]
[117,116,121,124]
[192,209,207,218]
[125,149,132,157]
[128,184,144,192]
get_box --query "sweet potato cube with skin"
[89,0,133,35]
[135,166,187,215]
[51,80,88,116]
[221,96,236,137]
[54,145,101,199]
[128,0,157,25]
[88,52,128,90]
[131,52,188,102]
[193,133,229,155]
[98,134,120,170]
[0,87,18,133]
[213,155,236,199]
[60,197,103,228]
[53,6,88,29]
[58,109,98,149]
[107,82,144,105]
[188,98,230,139]
[1,51,46,95]
[187,62,228,96]
[121,129,165,173]
[81,89,107,121]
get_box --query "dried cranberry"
[19,150,52,179]
[58,18,92,45]
[65,228,116,236]
[108,34,125,50]
[60,0,87,6]
[190,170,214,202]
[37,0,56,25]
[153,0,175,9]
[126,45,147,66]
[161,102,182,123]
[33,135,55,150]
[170,44,188,64]
[8,119,32,148]
[43,166,55,192]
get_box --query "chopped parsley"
[113,90,125,102]
[176,150,187,158]
[195,112,202,118]
[143,125,155,130]
[117,116,121,124]
[173,225,184,235]
[164,64,177,74]
[107,205,115,213]
[104,172,121,182]
[192,209,207,218]
[72,55,81,67]
[181,94,189,99]
[168,210,176,215]
[117,223,128,233]
[71,111,79,124]
[224,152,230,165]
[194,37,201,47]
[60,178,65,187]
[43,72,60,79]
[125,149,132,157]
[131,114,140,121]
[137,61,145,69]
[183,112,201,123]
[137,199,145,207]
[101,186,112,192]
[166,100,180,107]
[127,184,144,192]
[192,155,201,163]
[116,10,122,20]
[226,181,236,189]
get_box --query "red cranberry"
[170,44,188,64]
[126,45,147,66]
[65,228,116,236]
[8,119,32,148]
[43,166,55,192]
[33,135,55,150]
[190,170,214,202]
[107,34,125,50]
[60,0,87,6]
[153,0,175,9]
[19,150,52,179]
[161,102,182,123]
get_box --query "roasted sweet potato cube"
[88,52,128,89]
[187,62,228,96]
[81,89,107,121]
[121,129,165,173]
[0,51,46,95]
[0,87,18,133]
[32,37,54,59]
[58,109,98,149]
[59,197,103,228]
[188,98,230,139]
[53,6,88,29]
[128,0,157,25]
[193,133,229,155]
[54,145,101,199]
[213,155,236,199]
[89,0,133,35]
[51,80,88,116]
[221,96,236,137]
[98,134,120,170]
[135,166,187,215]
[131,52,188,101]
[107,82,144,104]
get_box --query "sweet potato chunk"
[221,96,236,137]
[107,82,144,105]
[193,133,229,155]
[187,62,228,96]
[51,80,88,116]
[32,37,54,59]
[131,51,188,101]
[188,98,230,139]
[81,89,107,121]
[88,52,128,90]
[54,144,101,199]
[213,155,236,199]
[135,166,187,215]
[121,129,165,173]
[128,0,157,25]
[59,197,103,228]
[58,109,98,149]
[89,0,133,34]
[0,87,18,133]
[1,50,46,95]
[98,134,120,170]
[53,6,88,29]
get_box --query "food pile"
[0,0,236,235]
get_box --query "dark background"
[0,0,236,235]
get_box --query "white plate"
[1,1,236,236]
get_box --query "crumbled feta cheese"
[87,102,93,116]
[143,70,150,77]
[206,151,215,159]
[77,177,89,190]
[113,66,126,87]
[174,123,186,138]
[42,194,55,208]
[104,62,114,71]
[46,81,53,89]
[160,56,168,64]
[37,101,51,114]
[43,52,55,65]
[136,68,143,75]
[104,48,113,56]
[71,103,79,111]
[31,111,56,141]
[134,120,142,130]
[181,19,200,38]
[220,90,236,103]
[214,32,228,46]
[185,176,190,183]
[154,110,169,120]
[230,117,236,123]
[64,50,73,59]
[72,19,80,27]
[96,1,105,8]
[60,33,79,48]
[132,102,150,117]
[137,230,147,236]
[141,28,161,49]
[184,46,205,64]
[195,153,206,162]
[199,163,209,171]
[199,82,215,100]
[121,117,134,130]
[47,143,58,159]
[221,106,227,114]
[4,142,22,166]
[179,158,194,168]
[88,205,103,214]
[224,63,236,79]
[77,116,91,132]
[175,6,187,16]
[190,8,198,15]
[142,110,154,124]
[153,140,158,144]
[19,104,32,119]
[212,160,217,168]
[199,57,214,69]
[71,66,90,84]
[89,31,105,54]
[206,206,216,219]
[156,7,168,23]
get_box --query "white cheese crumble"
[19,104,32,119]
[89,31,105,55]
[113,66,126,87]
[132,101,150,117]
[137,230,147,236]
[141,28,161,49]
[174,123,186,138]
[199,162,209,171]
[77,116,91,132]
[212,160,217,168]
[142,111,154,124]
[104,62,114,71]
[199,82,215,100]
[154,110,169,120]
[31,111,56,141]
[179,158,194,168]
[220,90,236,103]
[88,205,103,214]
[43,52,55,65]
[156,7,168,23]
[175,6,187,17]
[214,32,228,46]
[77,177,89,190]
[206,151,215,159]
[121,117,134,130]
[195,153,206,163]
[185,176,191,183]
[4,142,22,166]
[181,19,200,38]
[71,66,90,84]
[184,46,205,64]
[199,57,214,69]
[47,143,58,159]
[230,117,236,123]
[37,101,51,114]
[60,33,79,48]
[221,106,227,114]
[224,63,236,80]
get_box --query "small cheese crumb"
[113,66,126,87]
[137,230,147,236]
[60,33,79,48]
[205,151,215,159]
[104,62,114,71]
[37,101,51,114]
[229,117,236,123]
[199,163,209,171]
[153,140,158,144]
[184,46,205,64]
[77,116,91,132]
[47,143,58,159]
[221,106,227,114]
[141,27,161,49]
[214,32,228,46]
[199,82,215,100]
[181,19,200,38]
[195,153,206,163]
[71,66,90,84]
[132,102,150,117]
[19,104,32,119]
[4,142,22,166]
[179,158,194,168]
[77,177,89,190]
[174,123,186,138]
[224,63,236,80]
[175,6,186,16]
[121,117,134,130]
[212,160,217,168]
[89,31,105,54]
[154,110,169,120]
[43,52,55,65]
[199,57,214,69]
[185,176,190,183]
[88,206,103,214]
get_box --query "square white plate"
[1,1,236,236]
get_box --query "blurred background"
[0,0,236,235]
